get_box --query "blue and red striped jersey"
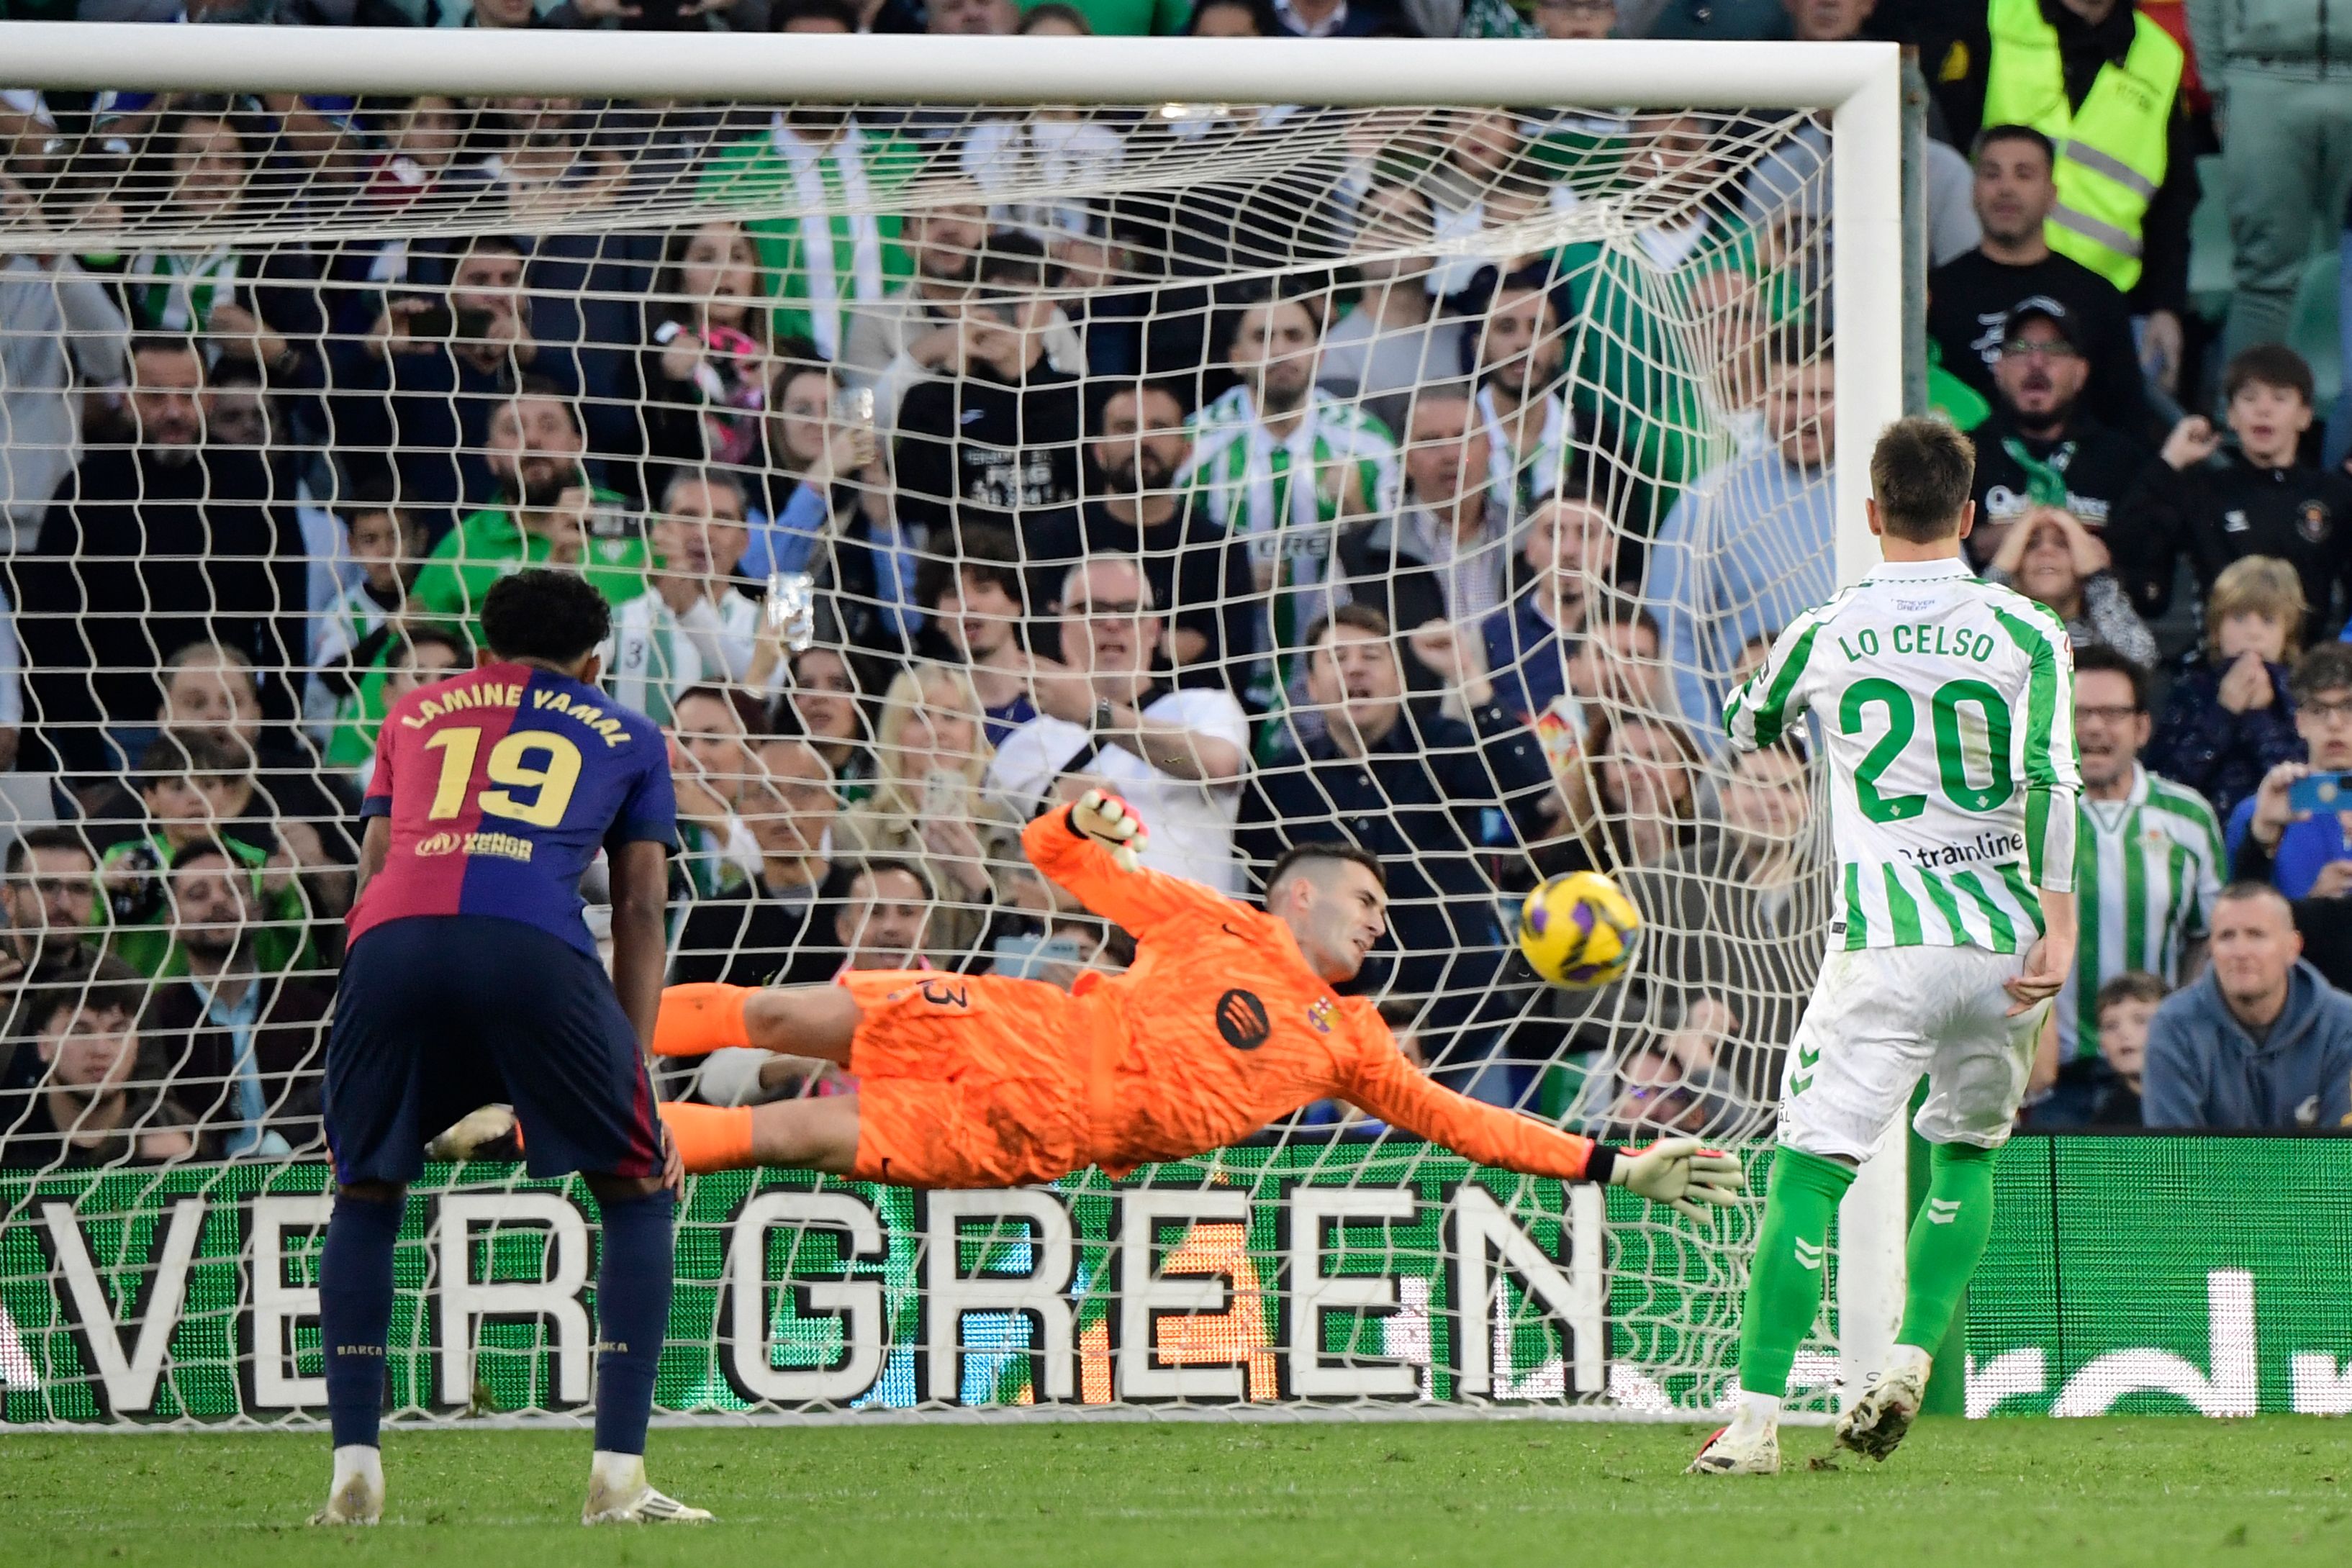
[349,662,676,956]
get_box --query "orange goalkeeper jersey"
[1024,811,1610,1184]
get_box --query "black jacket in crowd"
[1237,700,1550,1031]
[1927,250,2152,438]
[12,445,307,776]
[2122,452,2352,634]
[892,361,1082,550]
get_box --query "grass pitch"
[4,1418,2349,1567]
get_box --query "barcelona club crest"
[1305,997,1336,1035]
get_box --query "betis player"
[654,790,1740,1223]
[1694,418,2081,1474]
[313,571,707,1526]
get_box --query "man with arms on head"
[1962,300,2158,599]
[2032,644,2222,1125]
[1927,124,2150,435]
[2141,882,2352,1130]
[312,570,701,1527]
[987,557,1251,894]
[1477,488,1619,725]
[1184,291,1399,709]
[652,791,1741,1230]
[1700,417,2080,1474]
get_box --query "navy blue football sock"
[320,1191,402,1450]
[592,1188,676,1456]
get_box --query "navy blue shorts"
[324,915,662,1186]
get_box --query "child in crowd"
[2145,556,2307,821]
[2129,345,2352,637]
[2086,971,2166,1128]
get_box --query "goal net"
[0,31,1903,1428]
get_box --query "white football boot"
[583,1452,714,1525]
[1686,1421,1781,1476]
[1833,1352,1931,1461]
[310,1446,384,1526]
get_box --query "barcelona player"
[656,790,1742,1218]
[314,571,706,1527]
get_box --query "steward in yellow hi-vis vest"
[1981,0,2184,295]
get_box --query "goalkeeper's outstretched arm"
[1341,1026,1742,1221]
[1019,791,1235,938]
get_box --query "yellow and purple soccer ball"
[1517,871,1642,989]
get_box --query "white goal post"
[0,27,1908,1427]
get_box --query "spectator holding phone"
[2229,643,2352,903]
[2145,556,2308,822]
[638,219,774,499]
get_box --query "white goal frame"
[0,24,1909,1414]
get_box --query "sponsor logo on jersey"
[1900,828,2027,869]
[2298,500,2331,544]
[2223,509,2251,534]
[414,830,534,863]
[1216,988,1271,1051]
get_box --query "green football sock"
[1897,1141,1998,1355]
[1736,1146,1855,1400]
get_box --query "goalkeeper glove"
[1069,788,1149,871]
[1611,1138,1745,1222]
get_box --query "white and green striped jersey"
[1724,557,2080,953]
[1182,385,1399,657]
[2058,765,2223,1061]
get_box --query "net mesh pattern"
[0,85,1850,1425]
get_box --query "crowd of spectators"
[1,0,2351,1174]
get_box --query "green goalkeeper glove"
[1611,1138,1745,1222]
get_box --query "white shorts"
[1775,946,2050,1162]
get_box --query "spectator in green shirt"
[93,733,314,980]
[406,380,648,639]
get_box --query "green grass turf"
[4,1418,2351,1567]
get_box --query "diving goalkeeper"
[654,791,1741,1218]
